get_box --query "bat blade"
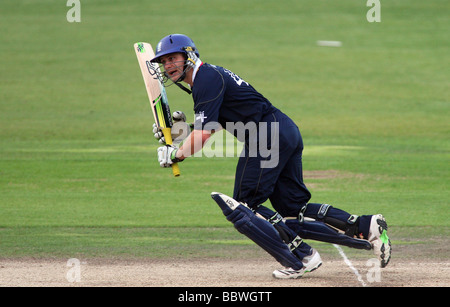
[134,42,180,177]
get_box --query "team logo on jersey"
[195,111,208,123]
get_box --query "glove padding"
[157,144,183,168]
[153,111,190,145]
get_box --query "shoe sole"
[306,261,322,273]
[273,255,323,279]
[376,217,391,268]
[273,262,322,279]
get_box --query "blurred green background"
[0,0,448,259]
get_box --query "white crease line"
[333,244,367,287]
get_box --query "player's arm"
[157,128,218,168]
[175,129,215,160]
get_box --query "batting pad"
[211,192,304,270]
[285,219,372,250]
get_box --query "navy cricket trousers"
[233,110,311,217]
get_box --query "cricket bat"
[134,42,180,177]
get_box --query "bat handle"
[161,127,181,177]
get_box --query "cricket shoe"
[272,249,322,279]
[368,214,391,268]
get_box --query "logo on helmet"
[156,41,162,53]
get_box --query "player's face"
[160,53,186,82]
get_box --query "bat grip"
[161,127,181,177]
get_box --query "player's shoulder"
[192,63,226,104]
[196,63,224,79]
[197,63,248,87]
[199,64,236,79]
[193,63,226,91]
[201,63,223,71]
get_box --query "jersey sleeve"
[192,65,225,131]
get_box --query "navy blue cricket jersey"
[192,63,279,140]
[190,63,311,214]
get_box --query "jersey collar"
[191,60,204,86]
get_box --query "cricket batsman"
[151,34,391,278]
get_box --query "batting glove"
[157,144,183,168]
[172,111,187,123]
[152,123,165,144]
[153,111,189,144]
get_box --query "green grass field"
[0,0,448,260]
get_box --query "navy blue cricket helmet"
[150,34,200,94]
[151,34,199,63]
